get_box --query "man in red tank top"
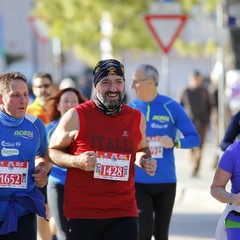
[47,59,157,240]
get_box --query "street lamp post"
[100,11,113,60]
[216,1,227,144]
[52,37,62,84]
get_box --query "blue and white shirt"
[0,114,47,221]
[129,94,200,183]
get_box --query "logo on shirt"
[14,130,34,139]
[1,147,19,157]
[151,123,168,129]
[152,115,169,123]
[122,131,129,137]
[1,141,21,147]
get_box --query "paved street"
[167,143,225,240]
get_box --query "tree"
[32,0,156,66]
[33,0,236,67]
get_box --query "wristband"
[228,194,233,205]
[173,138,179,148]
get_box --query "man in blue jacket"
[0,71,51,239]
[128,64,200,240]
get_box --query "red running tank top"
[64,100,142,219]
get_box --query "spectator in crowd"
[27,72,55,125]
[44,87,86,240]
[128,64,200,240]
[0,71,51,239]
[47,59,157,240]
[180,70,211,177]
[26,72,56,240]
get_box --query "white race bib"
[148,136,163,158]
[94,151,131,181]
[0,161,28,189]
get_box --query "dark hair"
[44,87,87,122]
[0,71,28,94]
[190,70,201,77]
[32,72,53,84]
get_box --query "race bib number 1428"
[94,151,131,181]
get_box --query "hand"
[32,165,48,188]
[159,135,174,148]
[141,157,157,176]
[74,151,97,171]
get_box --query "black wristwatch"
[173,138,178,148]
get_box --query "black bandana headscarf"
[93,59,125,86]
[92,59,125,115]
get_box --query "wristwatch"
[173,138,179,148]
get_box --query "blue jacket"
[0,114,47,234]
[0,188,46,234]
[128,94,200,183]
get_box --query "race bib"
[0,161,28,189]
[94,151,131,181]
[147,136,163,158]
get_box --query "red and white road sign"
[28,16,49,44]
[144,14,187,54]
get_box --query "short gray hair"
[0,71,28,94]
[135,64,159,86]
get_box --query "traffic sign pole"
[161,54,170,95]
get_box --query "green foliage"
[176,0,201,13]
[176,0,220,13]
[32,0,220,66]
[202,0,220,13]
[33,0,156,66]
[174,38,217,57]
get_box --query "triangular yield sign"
[144,14,187,54]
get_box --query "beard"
[99,91,124,109]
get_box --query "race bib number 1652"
[0,161,28,189]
